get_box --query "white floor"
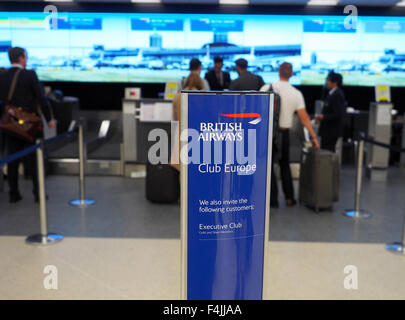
[1,236,404,300]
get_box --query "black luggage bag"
[299,148,339,212]
[146,163,180,203]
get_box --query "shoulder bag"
[0,68,43,142]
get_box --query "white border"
[262,93,274,300]
[180,92,188,300]
[180,91,273,300]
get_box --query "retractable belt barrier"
[0,129,76,167]
[1,121,107,245]
[360,135,405,154]
[0,128,76,245]
[0,143,39,167]
[343,132,405,256]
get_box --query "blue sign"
[51,17,102,30]
[303,19,356,33]
[191,19,244,32]
[0,41,11,52]
[131,18,183,31]
[365,21,405,33]
[181,92,273,300]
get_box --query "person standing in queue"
[182,58,210,91]
[0,47,55,203]
[315,72,346,153]
[261,62,320,208]
[171,73,204,172]
[204,56,230,91]
[229,58,264,91]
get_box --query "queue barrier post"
[26,139,63,245]
[340,134,405,255]
[385,209,405,255]
[69,123,95,207]
[342,138,372,219]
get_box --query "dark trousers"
[271,129,295,204]
[321,135,339,153]
[6,134,38,197]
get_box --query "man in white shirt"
[261,62,319,208]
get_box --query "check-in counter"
[122,98,173,177]
[366,102,393,181]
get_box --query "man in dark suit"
[0,47,55,203]
[315,72,346,152]
[204,56,230,90]
[229,58,264,91]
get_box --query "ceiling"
[5,0,405,6]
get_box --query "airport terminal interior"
[1,0,405,300]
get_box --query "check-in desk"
[366,102,393,181]
[122,98,173,177]
[340,109,369,165]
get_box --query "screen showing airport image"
[1,11,405,86]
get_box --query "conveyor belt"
[47,129,121,160]
[47,111,123,175]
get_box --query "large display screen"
[1,11,405,86]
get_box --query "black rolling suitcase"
[299,148,339,212]
[146,163,180,203]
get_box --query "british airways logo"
[221,113,262,125]
[198,113,261,142]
